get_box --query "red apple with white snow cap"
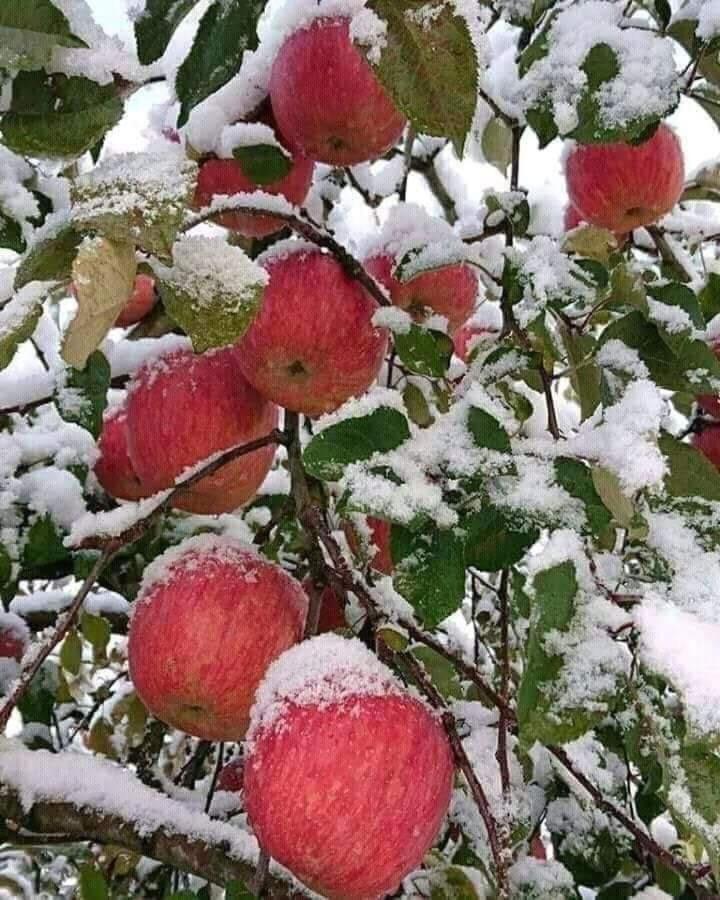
[244,633,454,899]
[128,536,308,740]
[94,404,149,502]
[0,612,29,663]
[269,18,406,166]
[565,124,684,233]
[237,246,388,416]
[453,306,502,362]
[127,344,279,514]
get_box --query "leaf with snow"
[0,281,49,371]
[364,0,478,153]
[55,351,111,439]
[462,504,539,571]
[0,70,123,159]
[71,153,198,260]
[158,236,267,353]
[555,458,612,538]
[660,433,720,503]
[393,325,453,378]
[15,225,82,289]
[62,237,136,369]
[0,0,87,71]
[175,0,267,127]
[134,0,197,65]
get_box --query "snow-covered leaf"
[660,433,720,503]
[394,325,453,378]
[463,504,539,571]
[0,281,48,371]
[15,225,82,289]
[55,350,111,438]
[555,458,612,537]
[62,237,136,369]
[0,0,87,71]
[134,0,197,65]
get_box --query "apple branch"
[496,570,512,802]
[0,786,301,898]
[183,199,390,308]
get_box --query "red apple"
[269,18,406,166]
[364,253,477,336]
[563,205,584,231]
[127,344,279,514]
[94,404,149,502]
[128,536,308,740]
[237,248,388,416]
[565,124,684,233]
[245,635,454,899]
[193,106,315,238]
[693,424,720,469]
[216,756,244,794]
[344,516,394,576]
[0,613,29,662]
[115,274,158,327]
[302,578,346,633]
[696,339,720,418]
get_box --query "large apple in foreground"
[269,18,406,166]
[364,254,477,336]
[565,123,684,233]
[127,345,278,514]
[128,536,308,740]
[94,404,149,502]
[237,248,388,416]
[245,634,454,899]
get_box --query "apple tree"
[1,0,720,897]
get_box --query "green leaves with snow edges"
[55,351,111,439]
[364,0,477,154]
[393,326,453,378]
[0,0,87,71]
[134,0,198,65]
[14,225,82,289]
[303,407,411,482]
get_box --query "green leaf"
[303,406,410,481]
[0,284,46,371]
[393,326,453,378]
[79,864,109,900]
[412,646,464,699]
[669,18,720,88]
[14,224,81,289]
[60,629,82,675]
[462,505,538,571]
[56,350,111,437]
[659,433,720,502]
[403,382,434,427]
[1,70,123,159]
[233,143,292,185]
[691,85,720,132]
[680,741,720,826]
[0,0,87,71]
[365,0,477,153]
[176,0,266,127]
[392,524,466,627]
[591,466,635,530]
[647,282,704,355]
[0,545,12,587]
[481,116,513,174]
[560,325,601,421]
[0,210,26,253]
[555,457,612,536]
[81,611,111,653]
[22,514,69,571]
[134,0,197,65]
[700,272,720,321]
[466,406,512,454]
[17,661,57,725]
[517,561,584,746]
[225,880,255,900]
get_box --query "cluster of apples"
[127,536,453,898]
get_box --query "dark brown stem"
[0,374,130,418]
[647,226,694,283]
[496,570,511,801]
[398,127,415,203]
[205,742,225,815]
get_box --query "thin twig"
[204,742,225,815]
[496,570,511,801]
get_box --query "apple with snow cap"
[128,536,308,740]
[452,307,502,363]
[565,124,684,233]
[269,18,406,166]
[94,404,149,502]
[193,106,314,238]
[126,344,278,514]
[244,634,454,899]
[0,613,30,692]
[237,246,388,416]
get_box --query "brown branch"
[548,745,713,897]
[496,570,511,801]
[0,787,301,898]
[646,226,694,283]
[183,200,390,308]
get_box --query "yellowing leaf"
[562,224,618,263]
[62,237,136,369]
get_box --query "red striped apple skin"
[115,274,158,327]
[127,345,278,514]
[565,124,684,233]
[245,693,454,899]
[128,540,308,740]
[365,253,477,336]
[237,249,388,416]
[94,405,149,502]
[269,18,406,166]
[193,154,314,239]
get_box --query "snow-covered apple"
[0,613,29,663]
[237,247,388,416]
[245,634,454,899]
[565,124,684,233]
[94,404,149,502]
[364,253,477,335]
[127,344,279,513]
[344,516,394,575]
[128,536,308,740]
[269,18,406,166]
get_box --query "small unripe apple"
[0,613,29,663]
[364,253,477,336]
[301,578,346,633]
[216,756,244,794]
[565,124,684,233]
[237,248,388,416]
[269,18,406,166]
[128,536,308,740]
[127,344,279,514]
[245,634,454,899]
[94,404,149,502]
[344,516,393,575]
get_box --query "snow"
[596,340,649,380]
[65,491,170,548]
[0,282,53,345]
[313,386,407,434]
[508,858,575,897]
[14,468,86,531]
[696,1,720,41]
[0,612,29,647]
[218,122,289,159]
[248,633,408,741]
[372,306,413,334]
[9,589,129,619]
